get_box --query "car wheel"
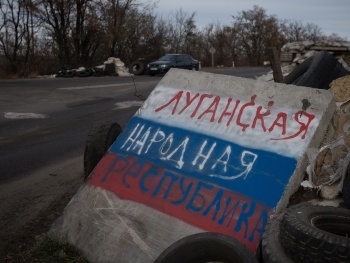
[262,212,294,263]
[154,232,258,263]
[83,122,122,180]
[280,202,350,263]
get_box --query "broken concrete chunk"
[329,75,350,102]
[49,69,336,262]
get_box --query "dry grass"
[3,237,88,263]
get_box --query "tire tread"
[280,203,350,263]
[83,122,122,180]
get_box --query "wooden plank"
[310,46,348,51]
[280,52,294,62]
[268,47,283,83]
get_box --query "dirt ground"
[0,155,84,262]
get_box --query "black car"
[147,54,199,76]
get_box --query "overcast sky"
[155,0,350,40]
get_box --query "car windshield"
[158,55,177,61]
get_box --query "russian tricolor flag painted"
[88,69,332,252]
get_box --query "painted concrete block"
[49,68,335,262]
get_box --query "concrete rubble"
[48,69,336,262]
[257,41,350,82]
[258,40,350,202]
[103,57,133,76]
[281,40,350,53]
[307,75,350,199]
[55,57,133,78]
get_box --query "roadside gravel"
[0,155,84,261]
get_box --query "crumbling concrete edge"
[276,90,336,213]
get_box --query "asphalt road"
[0,67,269,184]
[0,76,154,183]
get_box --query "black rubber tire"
[283,51,349,90]
[154,232,258,263]
[262,212,294,263]
[296,51,348,89]
[104,63,116,76]
[327,60,350,85]
[129,60,145,75]
[280,202,350,263]
[93,67,105,77]
[93,71,103,77]
[283,56,313,85]
[342,163,350,209]
[77,69,91,77]
[83,122,122,180]
[296,51,338,89]
[64,70,76,78]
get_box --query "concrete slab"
[49,68,335,262]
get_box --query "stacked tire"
[76,67,93,77]
[104,63,116,76]
[83,122,122,180]
[129,60,145,75]
[63,69,76,78]
[262,202,350,263]
[92,67,105,77]
[342,162,350,209]
[283,51,349,90]
[154,232,258,263]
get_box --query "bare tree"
[181,30,203,61]
[1,1,345,76]
[78,1,105,66]
[97,0,133,58]
[304,22,323,42]
[0,0,24,73]
[201,23,222,66]
[165,8,196,53]
[280,20,328,44]
[281,20,306,42]
[37,0,105,67]
[37,0,74,67]
[73,0,92,66]
[0,0,50,76]
[232,5,280,65]
[323,33,347,42]
[23,0,42,70]
[220,25,241,66]
[93,0,159,63]
[118,2,159,62]
[141,17,168,59]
